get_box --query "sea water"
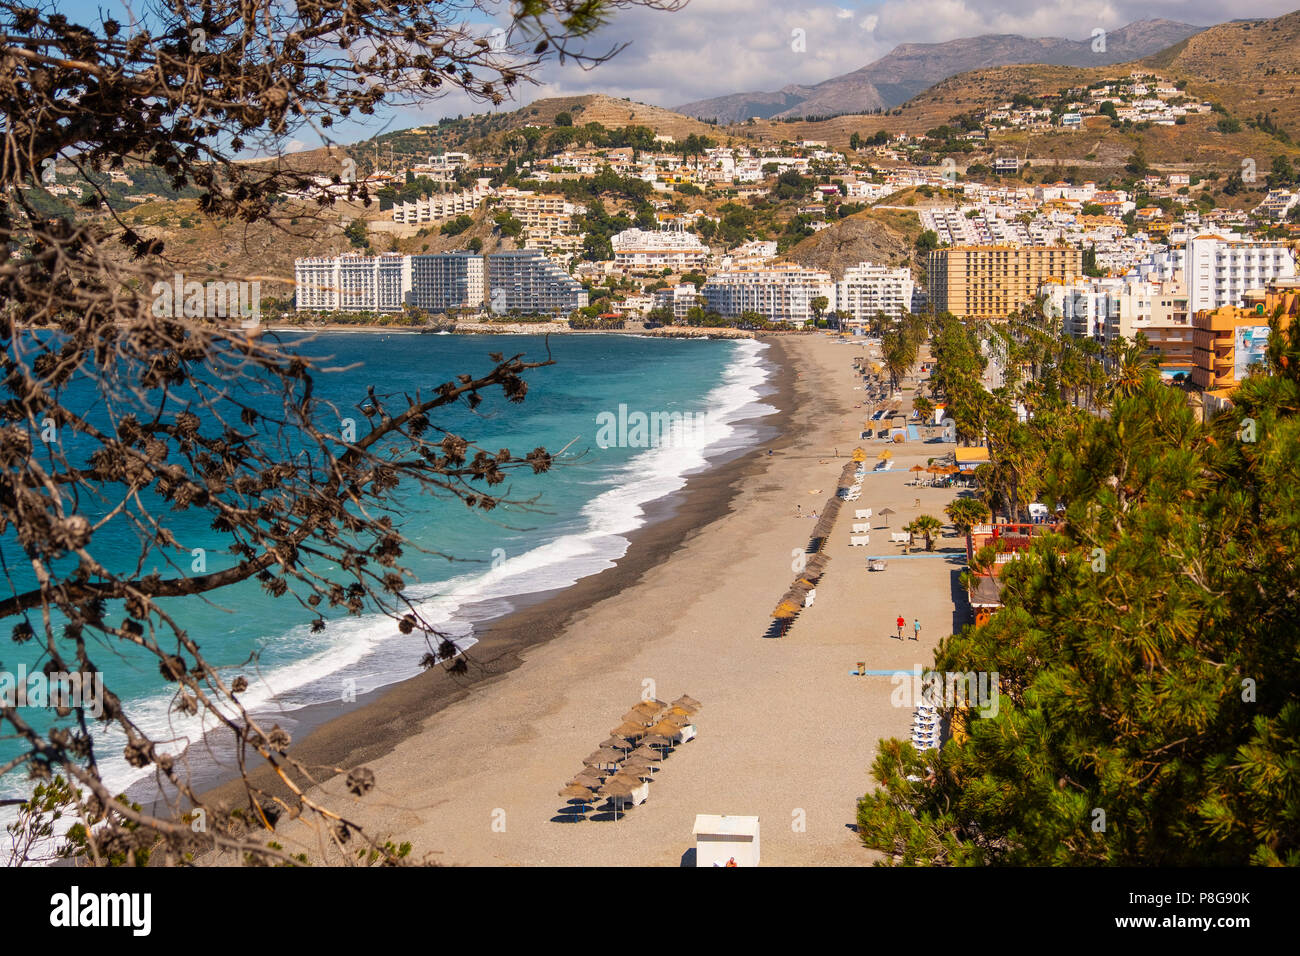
[0,332,776,815]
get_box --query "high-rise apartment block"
[409,252,486,312]
[293,253,412,313]
[928,245,1082,318]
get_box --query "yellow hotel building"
[1191,281,1298,395]
[928,245,1083,319]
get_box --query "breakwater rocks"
[640,326,756,340]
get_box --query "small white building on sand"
[693,814,760,867]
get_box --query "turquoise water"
[0,332,776,804]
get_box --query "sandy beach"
[203,331,967,866]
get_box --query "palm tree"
[881,329,913,391]
[1079,337,1103,410]
[914,395,935,423]
[904,514,944,551]
[1103,335,1159,403]
[944,499,991,538]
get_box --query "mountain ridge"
[674,19,1208,123]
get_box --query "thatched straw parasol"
[629,745,663,762]
[601,735,636,752]
[879,506,896,526]
[641,734,672,749]
[649,717,686,738]
[811,498,841,546]
[613,766,651,783]
[672,695,702,712]
[569,770,605,788]
[798,553,831,585]
[609,721,648,739]
[772,598,801,620]
[620,708,656,726]
[598,779,636,819]
[583,748,625,768]
[558,783,596,807]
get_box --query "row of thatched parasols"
[809,495,843,548]
[558,695,703,819]
[771,552,831,625]
[909,463,960,484]
[770,463,854,631]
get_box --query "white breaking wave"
[1,339,777,816]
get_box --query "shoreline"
[258,323,765,339]
[145,334,798,818]
[186,329,962,866]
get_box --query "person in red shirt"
[896,615,905,640]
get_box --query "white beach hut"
[692,814,760,867]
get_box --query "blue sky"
[35,1,1299,149]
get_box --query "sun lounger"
[845,492,861,501]
[850,535,870,547]
[852,523,870,534]
[855,508,872,520]
[890,532,910,544]
[868,559,887,571]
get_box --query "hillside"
[115,199,515,303]
[675,19,1205,123]
[730,9,1300,182]
[1139,12,1300,138]
[511,94,728,140]
[782,210,915,280]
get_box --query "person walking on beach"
[912,618,921,641]
[896,615,905,640]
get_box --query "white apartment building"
[486,250,588,315]
[652,283,703,320]
[1256,190,1299,221]
[294,253,412,313]
[610,226,708,274]
[1041,276,1193,371]
[717,240,778,270]
[1186,233,1298,314]
[391,181,492,223]
[843,181,892,201]
[835,264,915,323]
[496,188,583,230]
[1041,278,1114,339]
[409,252,486,313]
[702,264,834,326]
[523,229,584,264]
[411,152,470,177]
